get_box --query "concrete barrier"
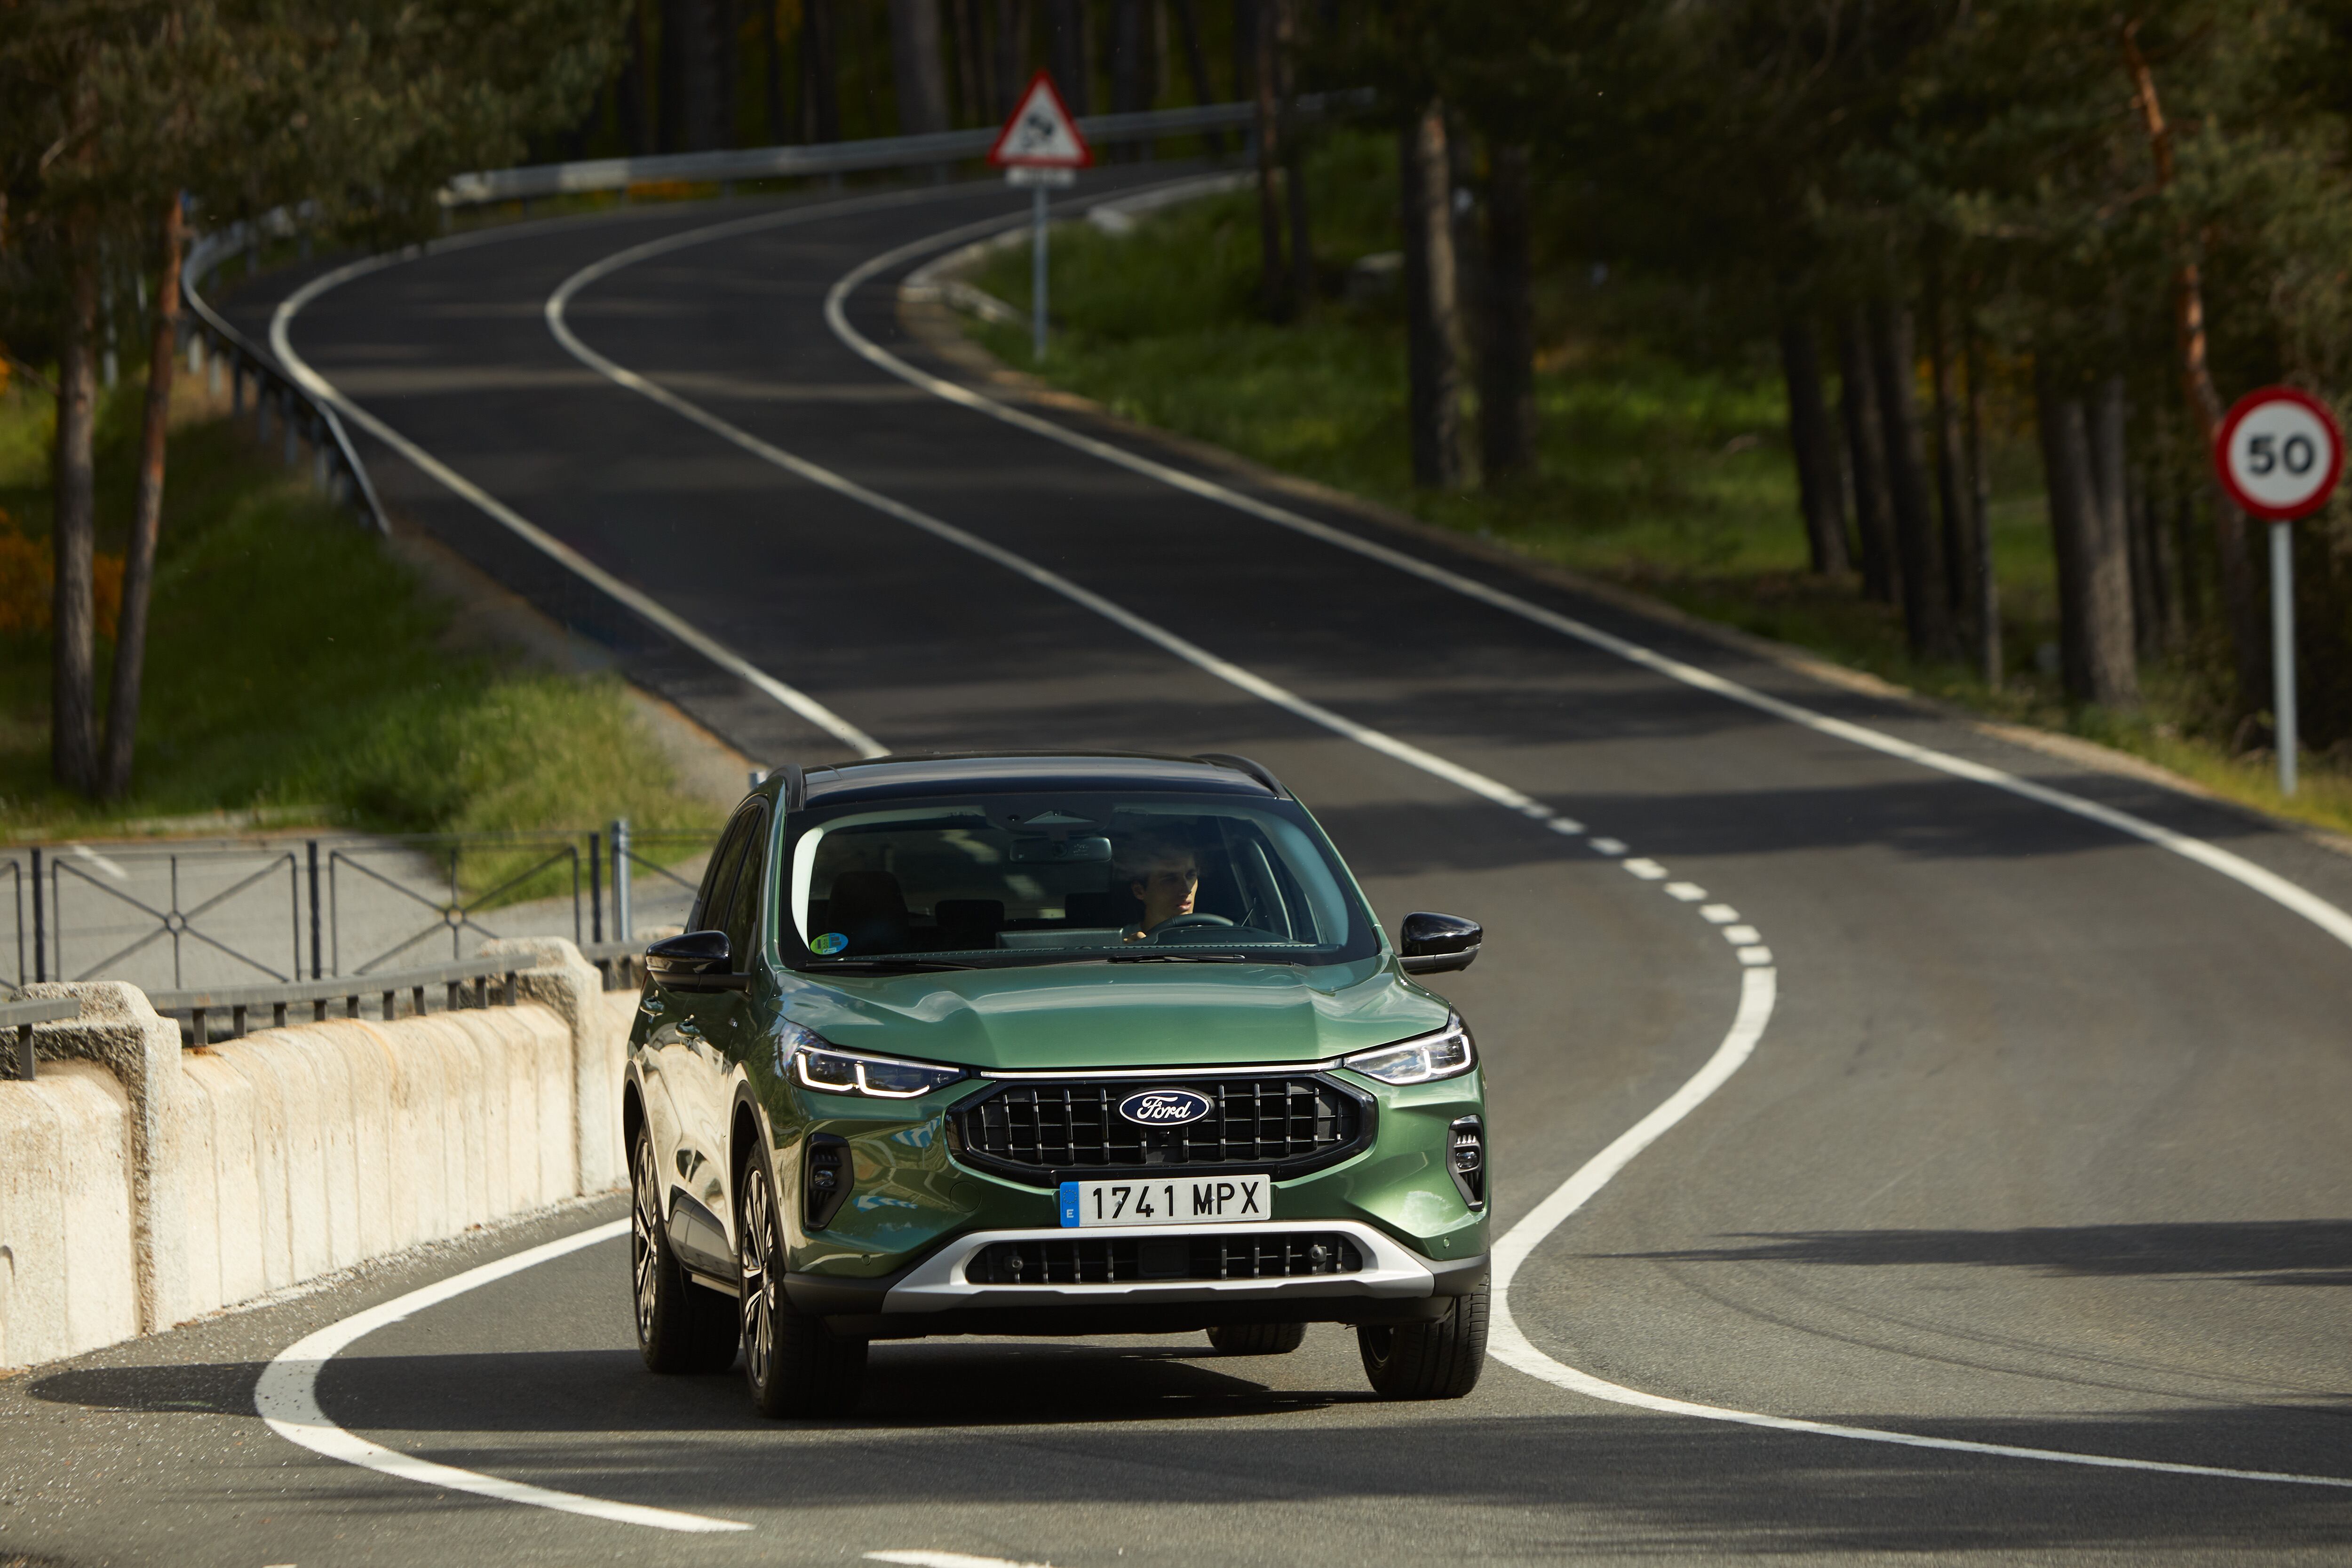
[0,940,635,1372]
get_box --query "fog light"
[804,1134,852,1229]
[1448,1116,1485,1209]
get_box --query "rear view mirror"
[1398,911,1482,975]
[1009,836,1113,864]
[647,929,730,977]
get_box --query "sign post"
[986,71,1093,362]
[2215,386,2344,796]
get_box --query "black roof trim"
[796,750,1285,807]
[1191,752,1287,799]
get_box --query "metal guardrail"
[437,96,1358,208]
[180,211,390,537]
[154,950,538,1045]
[0,824,717,996]
[2,996,79,1082]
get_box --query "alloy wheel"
[739,1171,777,1391]
[630,1137,661,1344]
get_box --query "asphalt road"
[8,171,2352,1566]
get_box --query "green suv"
[625,752,1489,1416]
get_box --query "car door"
[652,807,756,1280]
[696,801,771,1256]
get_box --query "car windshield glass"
[779,792,1376,967]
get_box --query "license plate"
[1058,1174,1271,1227]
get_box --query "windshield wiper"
[802,958,982,973]
[1104,951,1255,964]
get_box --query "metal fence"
[0,823,715,998]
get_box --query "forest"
[9,0,2352,802]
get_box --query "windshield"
[776,792,1378,968]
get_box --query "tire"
[1357,1280,1489,1399]
[1207,1322,1308,1355]
[630,1125,739,1374]
[738,1157,867,1418]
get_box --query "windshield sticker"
[811,932,849,956]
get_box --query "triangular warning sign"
[988,71,1094,168]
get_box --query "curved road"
[8,173,2352,1565]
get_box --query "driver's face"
[1134,861,1199,928]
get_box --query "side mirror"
[1398,912,1481,975]
[647,928,731,980]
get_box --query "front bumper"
[785,1223,1487,1338]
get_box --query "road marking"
[69,843,128,880]
[867,1553,1055,1568]
[546,258,1564,826]
[263,192,1020,761]
[254,1219,751,1532]
[817,213,2352,1487]
[825,219,2352,962]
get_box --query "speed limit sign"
[2217,386,2343,521]
[2214,386,2343,798]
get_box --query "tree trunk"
[1836,305,1897,604]
[947,0,986,124]
[52,242,100,794]
[1924,251,1968,613]
[1962,298,2000,687]
[1276,0,1311,306]
[2038,360,2137,708]
[1250,0,1286,317]
[993,0,1029,116]
[2084,373,2140,704]
[663,0,734,151]
[890,0,951,135]
[765,0,787,141]
[801,0,840,141]
[1111,0,1151,116]
[102,197,184,799]
[2121,21,2261,717]
[1480,143,1537,485]
[1778,315,1848,573]
[2126,466,2165,660]
[1044,0,1089,113]
[620,0,654,153]
[1870,301,1958,660]
[1402,101,1464,490]
[1170,0,1224,154]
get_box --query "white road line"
[254,1219,751,1532]
[261,196,1026,759]
[823,223,2352,961]
[811,214,2352,1488]
[867,1553,1055,1568]
[545,256,1557,825]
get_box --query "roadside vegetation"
[0,371,718,848]
[964,131,2352,838]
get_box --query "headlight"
[778,1022,968,1099]
[1343,1016,1476,1085]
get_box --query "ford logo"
[1117,1088,1213,1127]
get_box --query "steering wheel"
[1152,912,1234,932]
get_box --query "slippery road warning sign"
[989,71,1093,180]
[991,71,1092,362]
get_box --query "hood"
[777,958,1450,1071]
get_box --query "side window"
[721,806,770,971]
[692,814,753,935]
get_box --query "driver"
[1116,834,1201,938]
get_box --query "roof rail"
[776,761,807,811]
[1192,752,1287,797]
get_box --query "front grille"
[948,1074,1369,1185]
[966,1232,1364,1285]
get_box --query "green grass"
[962,133,2352,839]
[0,371,720,877]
